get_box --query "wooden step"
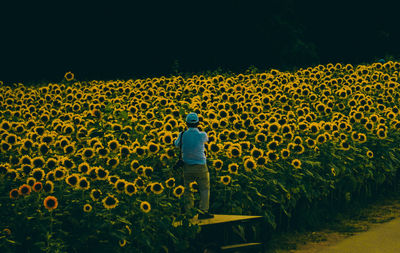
[220,242,263,252]
[173,214,263,227]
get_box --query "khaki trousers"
[183,164,210,213]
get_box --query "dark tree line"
[0,0,399,83]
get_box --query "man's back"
[174,127,208,165]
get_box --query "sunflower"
[96,167,109,180]
[65,174,79,187]
[151,182,164,194]
[147,142,160,154]
[244,157,257,171]
[61,157,75,170]
[119,239,127,247]
[32,182,43,192]
[280,149,290,159]
[293,144,305,155]
[26,177,36,187]
[143,166,154,177]
[213,159,223,170]
[46,158,57,170]
[32,157,45,168]
[376,128,387,139]
[227,145,241,158]
[20,155,32,166]
[78,177,90,190]
[220,175,231,185]
[87,167,98,180]
[140,201,151,213]
[291,159,302,169]
[339,141,351,151]
[18,184,31,196]
[119,145,131,158]
[90,189,102,201]
[135,146,146,157]
[209,142,220,153]
[267,150,279,162]
[9,188,19,199]
[44,196,58,211]
[115,179,127,193]
[107,157,120,169]
[308,122,320,134]
[83,204,92,213]
[367,150,374,158]
[250,147,263,159]
[32,168,45,181]
[64,71,74,81]
[165,177,176,188]
[316,134,326,144]
[189,181,198,192]
[130,160,140,172]
[21,139,33,150]
[125,183,137,196]
[78,162,90,174]
[228,163,239,174]
[54,167,66,181]
[173,185,185,198]
[108,140,120,152]
[43,181,54,193]
[5,133,17,145]
[255,132,267,143]
[102,195,119,209]
[82,148,95,160]
[133,177,144,189]
[0,121,11,131]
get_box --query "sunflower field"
[2,61,400,252]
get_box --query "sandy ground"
[266,197,400,253]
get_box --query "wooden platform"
[173,214,263,227]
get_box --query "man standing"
[174,112,214,219]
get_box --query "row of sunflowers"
[1,61,400,252]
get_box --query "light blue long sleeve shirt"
[174,127,208,165]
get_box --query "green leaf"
[116,215,132,225]
[264,167,278,174]
[278,182,289,193]
[6,239,17,244]
[232,225,246,242]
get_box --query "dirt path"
[265,196,400,253]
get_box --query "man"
[174,112,214,219]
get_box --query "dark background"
[1,0,399,83]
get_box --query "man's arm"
[174,132,181,147]
[203,132,209,142]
